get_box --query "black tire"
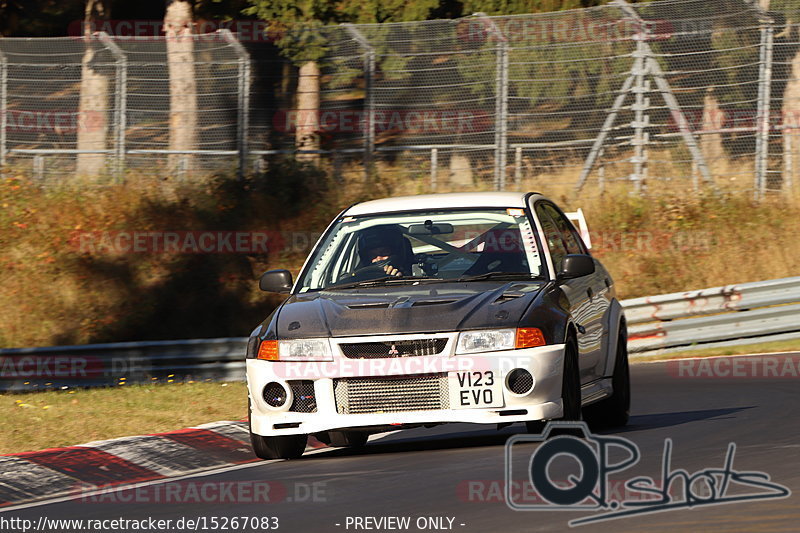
[324,431,369,448]
[524,339,579,433]
[558,337,582,422]
[583,330,630,430]
[525,420,546,434]
[250,432,308,460]
[248,400,307,460]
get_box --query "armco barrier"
[0,338,247,391]
[1,276,799,390]
[624,276,800,355]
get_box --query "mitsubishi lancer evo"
[245,192,630,459]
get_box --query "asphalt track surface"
[3,353,800,532]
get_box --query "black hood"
[271,281,545,338]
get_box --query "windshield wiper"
[325,275,442,290]
[456,272,542,282]
[323,272,539,290]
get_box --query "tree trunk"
[700,88,725,167]
[295,61,320,163]
[165,0,197,173]
[76,0,111,178]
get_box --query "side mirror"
[558,254,595,279]
[259,269,293,293]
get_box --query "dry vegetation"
[1,156,799,348]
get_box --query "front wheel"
[250,432,308,460]
[583,331,630,429]
[248,399,307,459]
[319,431,369,448]
[525,420,546,434]
[522,338,582,435]
[558,337,582,421]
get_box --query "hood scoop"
[411,298,459,307]
[494,283,542,304]
[346,302,391,309]
[494,291,526,303]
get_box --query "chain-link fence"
[1,0,799,197]
[314,0,800,197]
[0,30,248,183]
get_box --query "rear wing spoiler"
[565,208,591,250]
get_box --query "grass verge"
[0,381,248,454]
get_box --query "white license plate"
[449,370,503,409]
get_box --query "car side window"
[535,204,568,273]
[542,204,586,255]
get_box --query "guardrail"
[2,276,799,390]
[624,276,800,355]
[0,338,247,391]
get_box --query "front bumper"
[247,337,566,437]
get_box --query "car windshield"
[297,208,545,292]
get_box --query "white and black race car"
[245,192,629,459]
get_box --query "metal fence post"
[177,155,188,181]
[631,35,649,194]
[598,159,605,194]
[576,75,635,192]
[496,41,509,191]
[475,14,509,191]
[430,148,438,190]
[342,24,375,181]
[0,50,7,168]
[97,33,127,182]
[612,0,714,189]
[785,133,794,195]
[33,155,44,181]
[221,30,251,181]
[755,21,774,200]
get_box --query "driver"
[357,225,412,277]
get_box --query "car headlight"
[257,338,333,361]
[455,328,547,354]
[456,329,516,354]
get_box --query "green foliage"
[0,0,85,36]
[460,0,601,16]
[243,0,341,64]
[243,0,441,65]
[339,0,440,23]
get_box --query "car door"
[534,202,605,383]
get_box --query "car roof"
[344,192,539,216]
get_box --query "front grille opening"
[288,380,317,413]
[334,374,449,414]
[340,338,448,359]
